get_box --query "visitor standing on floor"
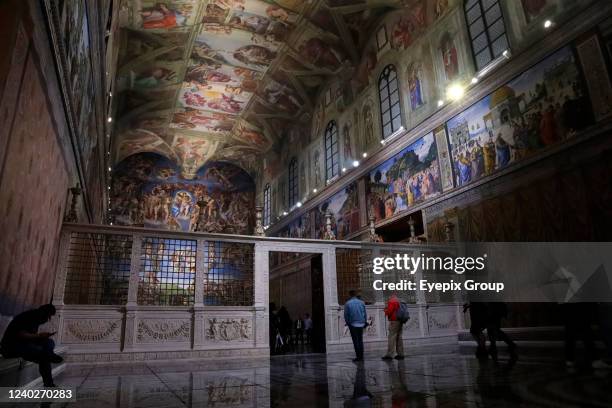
[344,290,367,362]
[0,304,63,387]
[295,315,304,345]
[303,313,313,344]
[382,293,408,360]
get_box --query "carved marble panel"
[205,318,252,342]
[62,319,122,343]
[136,319,191,343]
[427,309,458,333]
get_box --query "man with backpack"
[382,293,409,360]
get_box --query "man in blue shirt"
[344,290,367,361]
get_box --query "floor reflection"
[43,346,611,407]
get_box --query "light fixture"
[283,211,288,216]
[362,152,367,158]
[110,222,113,225]
[471,77,478,84]
[437,99,445,107]
[296,202,302,208]
[109,91,112,97]
[108,167,112,171]
[446,83,465,101]
[380,140,386,145]
[107,117,112,123]
[544,20,552,29]
[342,167,347,173]
[352,160,359,167]
[313,188,318,193]
[502,49,511,59]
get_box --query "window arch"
[464,0,509,71]
[378,65,402,139]
[263,183,271,226]
[324,121,339,181]
[288,158,298,207]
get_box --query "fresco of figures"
[446,46,594,188]
[139,238,197,306]
[125,1,199,30]
[314,182,360,240]
[367,132,442,222]
[278,212,312,239]
[111,153,255,234]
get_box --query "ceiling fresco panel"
[122,0,201,30]
[112,0,396,175]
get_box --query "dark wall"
[0,1,72,316]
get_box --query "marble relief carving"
[427,311,457,330]
[206,318,252,342]
[137,319,191,342]
[63,319,121,343]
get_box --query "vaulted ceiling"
[112,0,401,178]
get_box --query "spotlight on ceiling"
[296,202,302,208]
[471,77,478,85]
[544,20,552,29]
[342,167,347,173]
[437,99,445,107]
[313,188,318,193]
[380,140,386,145]
[352,160,359,167]
[107,117,112,123]
[282,211,288,216]
[362,152,367,158]
[108,167,112,171]
[446,83,466,102]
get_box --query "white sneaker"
[591,360,611,369]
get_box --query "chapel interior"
[1,0,612,406]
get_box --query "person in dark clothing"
[278,306,292,351]
[269,302,280,354]
[465,302,488,359]
[0,304,63,387]
[486,302,517,362]
[562,302,608,368]
[295,315,304,345]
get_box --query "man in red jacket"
[382,293,404,360]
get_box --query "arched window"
[263,183,271,226]
[324,121,339,180]
[378,65,402,139]
[288,158,298,207]
[464,0,509,71]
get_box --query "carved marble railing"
[52,223,461,361]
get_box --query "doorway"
[269,252,326,354]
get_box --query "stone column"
[254,206,265,237]
[124,234,142,351]
[254,242,269,350]
[413,249,428,337]
[323,212,336,240]
[322,247,340,347]
[193,238,207,348]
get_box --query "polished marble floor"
[13,345,612,408]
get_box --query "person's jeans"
[2,338,57,386]
[348,325,364,360]
[384,321,404,357]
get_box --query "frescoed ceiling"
[112,0,402,177]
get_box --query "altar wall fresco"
[111,153,255,234]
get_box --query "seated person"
[0,304,63,387]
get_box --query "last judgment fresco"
[111,153,255,234]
